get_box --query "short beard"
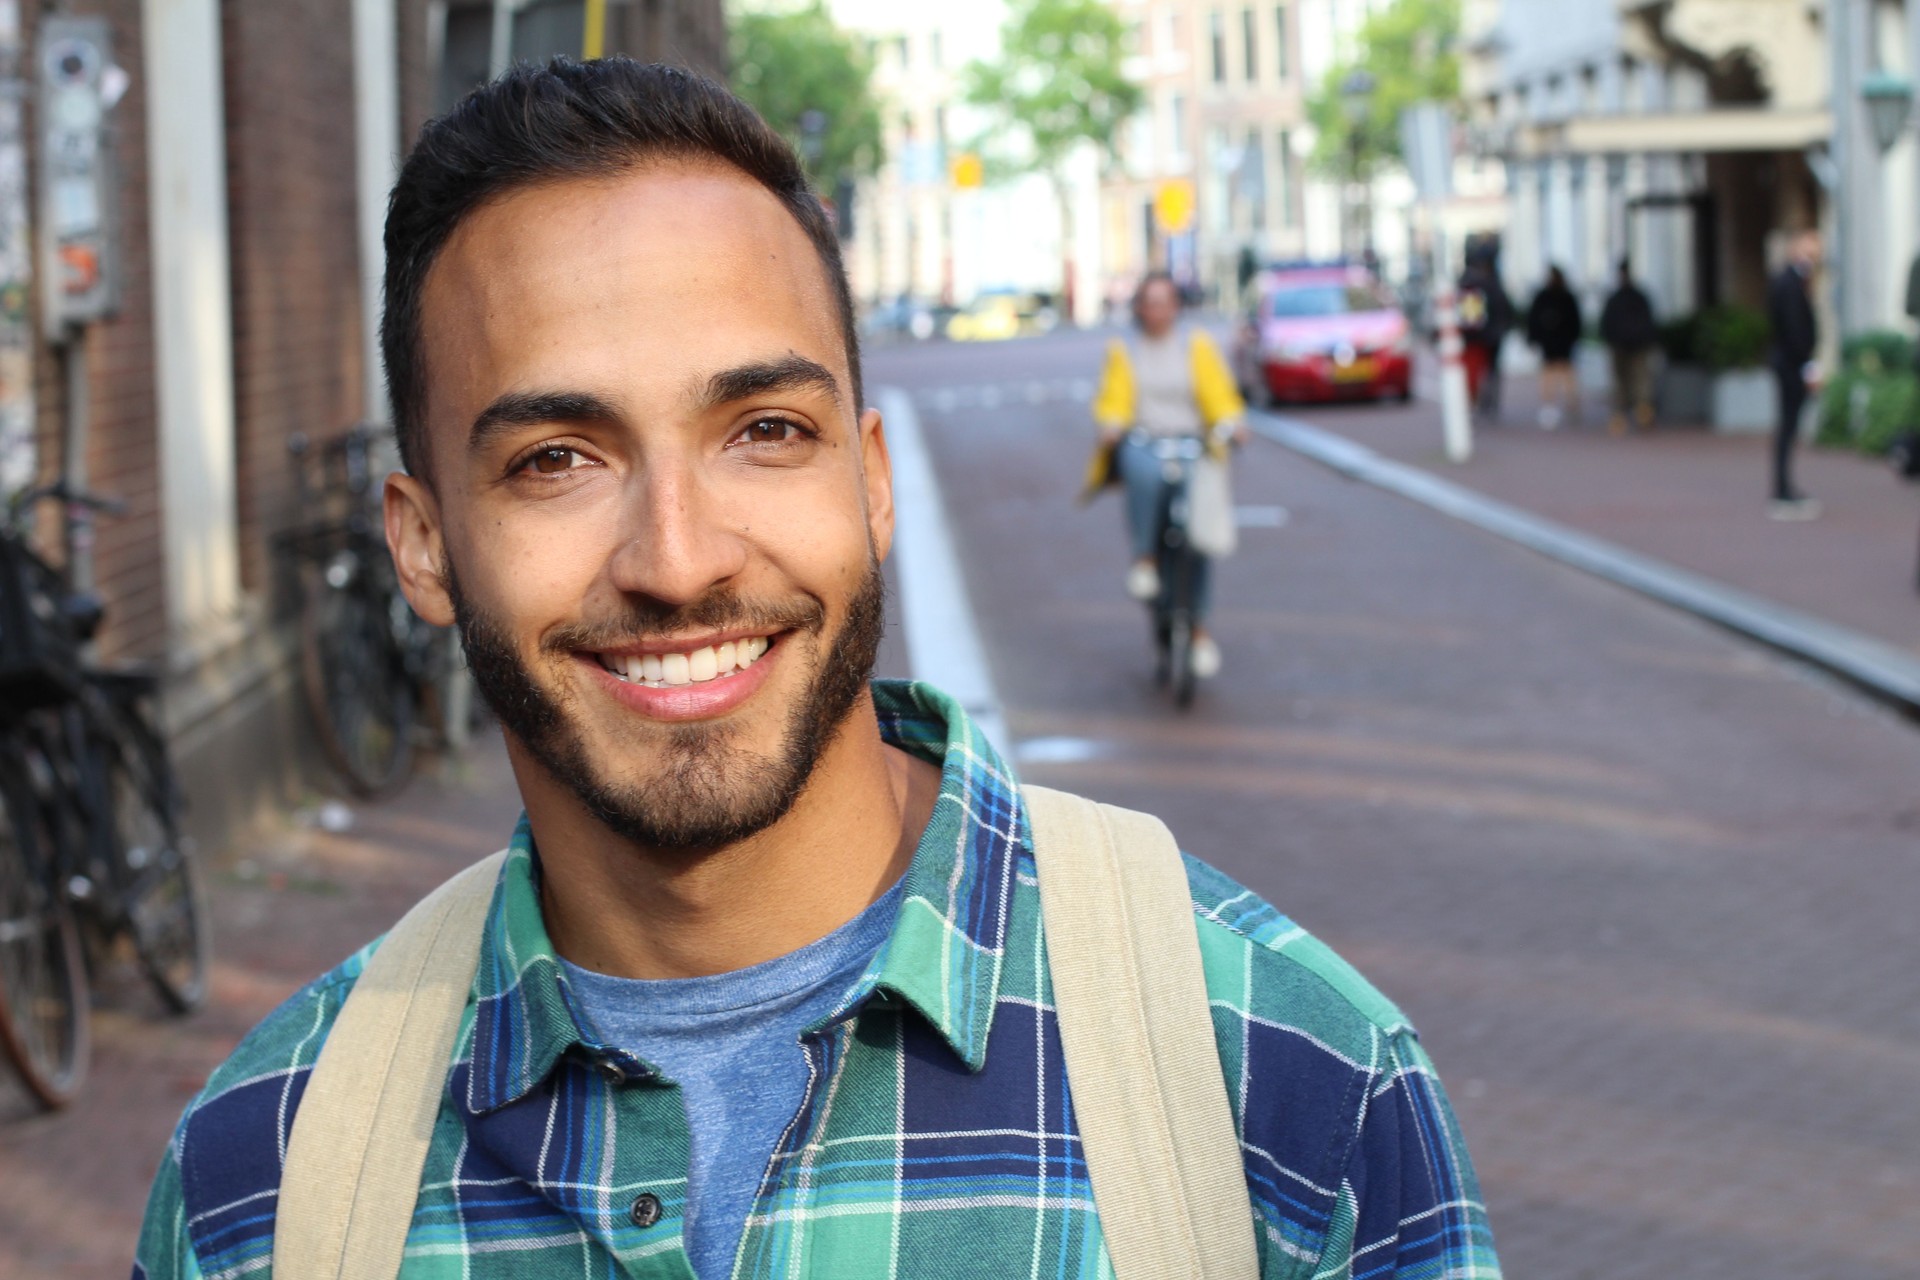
[449,558,887,852]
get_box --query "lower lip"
[579,638,784,722]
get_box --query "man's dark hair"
[381,58,861,480]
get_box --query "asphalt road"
[869,327,1920,1280]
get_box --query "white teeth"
[599,635,773,688]
[687,646,718,683]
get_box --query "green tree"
[963,0,1143,319]
[730,2,883,198]
[1306,0,1461,180]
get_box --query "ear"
[858,406,895,564]
[385,471,456,627]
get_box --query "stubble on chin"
[446,557,886,852]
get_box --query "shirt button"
[630,1193,663,1228]
[597,1058,626,1086]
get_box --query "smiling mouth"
[593,635,774,688]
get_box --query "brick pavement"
[874,330,1920,1279]
[1328,356,1920,656]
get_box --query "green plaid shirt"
[135,679,1499,1279]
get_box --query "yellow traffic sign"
[950,152,984,189]
[1153,179,1195,234]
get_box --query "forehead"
[418,162,844,429]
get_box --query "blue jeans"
[1117,436,1212,623]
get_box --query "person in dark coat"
[1456,246,1513,420]
[1599,259,1658,435]
[1765,229,1823,519]
[1525,265,1584,428]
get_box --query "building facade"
[1467,0,1918,345]
[0,0,725,851]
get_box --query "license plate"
[1331,357,1376,383]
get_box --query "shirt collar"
[464,679,1024,1114]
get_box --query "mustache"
[543,590,826,653]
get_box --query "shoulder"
[1181,853,1408,1041]
[163,945,374,1272]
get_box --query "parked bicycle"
[0,481,209,1109]
[279,425,466,798]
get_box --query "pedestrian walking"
[1525,265,1584,428]
[1087,272,1245,680]
[1457,244,1512,420]
[1599,259,1658,435]
[1766,229,1823,519]
[133,60,1499,1280]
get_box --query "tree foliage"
[1306,0,1461,179]
[961,0,1144,180]
[730,2,884,192]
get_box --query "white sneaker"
[1767,497,1822,522]
[1190,636,1221,679]
[1126,561,1160,601]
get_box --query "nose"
[605,457,748,608]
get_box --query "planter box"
[1657,362,1712,423]
[1654,363,1778,431]
[1709,367,1776,434]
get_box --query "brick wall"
[221,0,371,600]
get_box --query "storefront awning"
[1515,109,1834,157]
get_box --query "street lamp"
[1339,69,1376,260]
[1861,71,1914,155]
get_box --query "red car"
[1233,267,1413,405]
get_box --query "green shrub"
[1695,305,1769,370]
[1840,329,1915,376]
[1818,368,1920,454]
[1657,315,1699,364]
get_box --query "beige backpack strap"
[273,849,507,1280]
[1024,785,1259,1280]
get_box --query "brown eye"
[528,447,578,474]
[741,418,800,444]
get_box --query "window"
[1245,126,1265,229]
[1242,8,1258,81]
[1277,127,1297,228]
[1169,92,1189,163]
[1209,10,1226,83]
[1274,5,1290,81]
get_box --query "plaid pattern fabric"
[134,679,1499,1280]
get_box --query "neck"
[514,693,942,979]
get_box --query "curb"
[1252,412,1920,719]
[874,385,1011,749]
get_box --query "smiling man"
[134,61,1499,1280]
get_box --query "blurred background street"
[4,0,1920,1276]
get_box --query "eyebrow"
[468,389,623,453]
[698,354,843,412]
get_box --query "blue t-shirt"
[560,880,903,1280]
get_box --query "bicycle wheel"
[0,759,90,1108]
[300,557,416,797]
[110,746,209,1014]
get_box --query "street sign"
[950,151,983,189]
[1399,102,1454,202]
[1153,178,1195,234]
[36,17,122,336]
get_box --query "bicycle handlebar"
[8,479,127,522]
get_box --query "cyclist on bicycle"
[1090,272,1246,678]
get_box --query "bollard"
[1436,286,1473,463]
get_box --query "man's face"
[1136,279,1180,337]
[1796,231,1823,270]
[386,161,894,850]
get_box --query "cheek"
[447,503,621,635]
